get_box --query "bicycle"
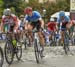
[4,32,22,64]
[0,46,4,67]
[33,28,44,63]
[61,29,70,54]
[49,31,57,46]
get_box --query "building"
[24,0,56,3]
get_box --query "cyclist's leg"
[27,23,34,46]
[61,30,64,42]
[19,26,24,42]
[38,31,45,46]
[36,22,45,46]
[36,22,45,57]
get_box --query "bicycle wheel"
[24,37,30,50]
[63,43,69,54]
[16,42,22,60]
[0,47,4,67]
[34,39,40,63]
[64,32,69,54]
[4,41,14,64]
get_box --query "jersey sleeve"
[14,17,18,22]
[56,18,60,23]
[1,15,5,23]
[65,16,70,22]
[34,11,42,19]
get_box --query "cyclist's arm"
[0,22,3,32]
[66,16,71,29]
[13,17,19,32]
[24,18,29,30]
[1,18,4,32]
[39,18,44,28]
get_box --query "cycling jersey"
[57,16,70,30]
[19,20,25,31]
[47,22,56,32]
[2,14,18,32]
[25,11,42,22]
[25,11,42,30]
[2,14,17,24]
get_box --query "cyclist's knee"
[38,32,43,38]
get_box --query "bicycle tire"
[34,39,40,63]
[24,38,29,50]
[16,42,22,60]
[64,31,70,54]
[4,41,14,64]
[0,47,4,67]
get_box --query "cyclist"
[46,18,57,46]
[1,8,19,33]
[57,11,71,46]
[24,7,45,56]
[18,15,25,42]
[1,8,19,49]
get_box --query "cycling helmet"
[24,7,32,14]
[50,18,55,22]
[3,8,11,16]
[59,11,65,17]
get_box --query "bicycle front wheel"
[4,41,14,64]
[0,47,4,67]
[34,39,40,63]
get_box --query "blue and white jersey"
[57,16,70,30]
[57,16,70,23]
[25,11,42,23]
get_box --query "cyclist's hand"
[14,29,17,33]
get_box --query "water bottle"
[12,39,17,47]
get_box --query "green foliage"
[0,0,4,16]
[44,0,70,21]
[0,0,70,21]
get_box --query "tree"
[3,0,26,16]
[0,0,4,16]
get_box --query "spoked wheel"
[71,38,75,45]
[24,38,30,50]
[5,41,14,64]
[16,42,22,60]
[63,44,69,55]
[50,34,56,46]
[34,39,41,63]
[0,47,4,67]
[64,34,70,55]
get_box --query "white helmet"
[50,18,55,22]
[3,8,11,16]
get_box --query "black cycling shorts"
[30,20,41,31]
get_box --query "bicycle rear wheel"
[4,41,14,64]
[24,37,30,50]
[16,42,22,60]
[0,47,4,67]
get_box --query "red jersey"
[47,22,56,31]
